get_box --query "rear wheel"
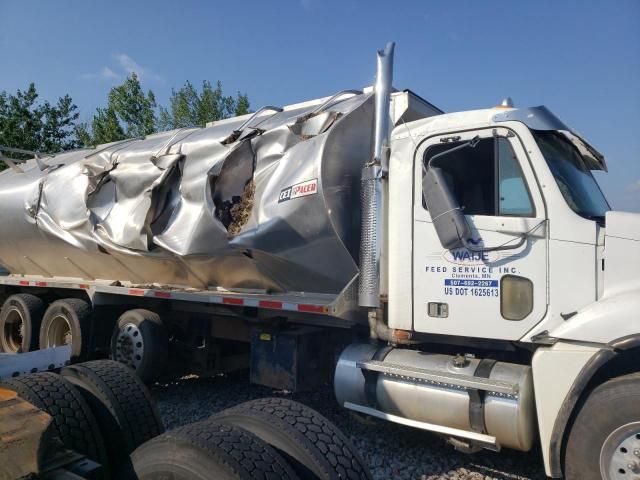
[110,309,167,383]
[213,397,372,480]
[564,373,640,480]
[126,421,299,480]
[0,293,44,353]
[61,359,164,471]
[39,298,91,361]
[1,371,109,478]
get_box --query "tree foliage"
[1,75,251,166]
[0,83,80,170]
[78,73,156,146]
[158,80,250,130]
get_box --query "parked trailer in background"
[0,43,638,479]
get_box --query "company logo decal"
[279,178,318,203]
[442,248,500,265]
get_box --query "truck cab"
[339,98,640,478]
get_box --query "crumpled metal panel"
[0,93,375,295]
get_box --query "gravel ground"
[151,372,547,480]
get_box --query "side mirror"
[423,167,471,250]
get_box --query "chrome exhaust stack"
[358,42,394,308]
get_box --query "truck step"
[343,401,500,451]
[356,360,519,396]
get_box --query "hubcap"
[2,308,24,352]
[45,314,72,347]
[601,421,640,479]
[114,323,144,369]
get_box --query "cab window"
[423,136,534,217]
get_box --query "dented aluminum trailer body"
[0,90,440,307]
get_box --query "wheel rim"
[2,308,24,352]
[44,314,73,347]
[114,322,144,369]
[600,421,640,479]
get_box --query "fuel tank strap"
[469,359,498,434]
[363,346,394,409]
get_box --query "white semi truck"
[0,43,638,479]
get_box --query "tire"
[564,372,640,480]
[213,398,372,480]
[126,420,300,480]
[110,309,168,384]
[39,298,92,361]
[61,359,164,472]
[0,293,44,353]
[1,371,110,478]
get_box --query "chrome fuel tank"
[335,344,536,451]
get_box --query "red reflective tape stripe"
[223,297,243,305]
[79,284,90,290]
[259,300,282,309]
[35,282,47,287]
[19,280,29,286]
[297,304,325,313]
[129,289,145,296]
[154,291,171,299]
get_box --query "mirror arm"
[426,135,480,170]
[461,234,527,252]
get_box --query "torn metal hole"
[210,140,256,236]
[218,179,255,236]
[220,128,264,146]
[288,110,343,140]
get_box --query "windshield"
[532,130,610,220]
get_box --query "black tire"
[39,298,92,361]
[126,420,300,480]
[110,309,168,384]
[0,293,44,353]
[213,398,372,480]
[564,373,640,480]
[1,371,110,478]
[61,359,164,473]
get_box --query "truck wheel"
[564,373,640,480]
[61,359,164,471]
[213,397,372,480]
[1,371,110,478]
[0,293,44,353]
[110,309,167,384]
[125,421,299,480]
[39,298,91,361]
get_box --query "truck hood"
[603,211,640,296]
[606,211,640,241]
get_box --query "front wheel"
[564,373,640,480]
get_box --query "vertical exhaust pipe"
[358,42,395,308]
[373,42,395,168]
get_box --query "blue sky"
[1,0,639,210]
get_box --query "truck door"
[412,127,547,340]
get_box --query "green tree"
[0,83,80,170]
[158,80,250,131]
[77,106,125,146]
[79,73,156,146]
[108,73,156,138]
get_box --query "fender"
[536,290,640,477]
[549,289,640,345]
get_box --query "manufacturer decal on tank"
[278,178,318,203]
